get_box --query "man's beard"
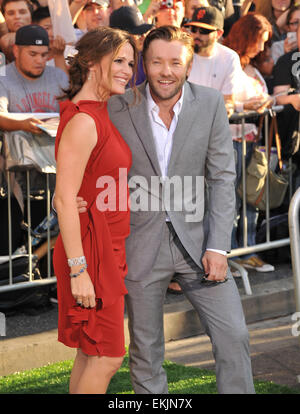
[194,44,200,54]
[21,69,44,79]
[148,78,184,102]
[193,37,215,54]
[18,62,45,79]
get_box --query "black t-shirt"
[273,49,300,90]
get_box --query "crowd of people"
[0,0,299,395]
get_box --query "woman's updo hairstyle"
[61,26,138,101]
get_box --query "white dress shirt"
[145,84,226,257]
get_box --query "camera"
[160,0,175,9]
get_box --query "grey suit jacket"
[108,81,236,282]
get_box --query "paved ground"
[165,315,300,391]
[1,260,300,392]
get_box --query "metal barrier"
[0,168,57,293]
[228,106,292,295]
[0,106,296,295]
[288,187,300,316]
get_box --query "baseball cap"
[109,6,154,35]
[84,0,110,8]
[15,24,49,46]
[185,6,224,31]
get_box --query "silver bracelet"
[67,256,86,268]
[69,263,87,278]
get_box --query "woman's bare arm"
[55,112,97,308]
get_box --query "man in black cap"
[110,6,154,85]
[110,6,153,49]
[185,6,241,116]
[0,24,69,133]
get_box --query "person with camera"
[143,0,185,27]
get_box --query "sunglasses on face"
[190,26,217,35]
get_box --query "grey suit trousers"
[125,222,255,394]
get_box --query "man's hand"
[20,117,44,134]
[76,196,88,213]
[143,0,162,22]
[51,35,66,56]
[202,250,228,282]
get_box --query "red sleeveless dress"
[53,100,131,357]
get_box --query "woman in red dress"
[53,27,137,394]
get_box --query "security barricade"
[0,106,296,298]
[288,186,300,317]
[0,128,57,295]
[228,106,293,295]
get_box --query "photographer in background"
[143,0,185,27]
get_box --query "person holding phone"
[271,5,300,64]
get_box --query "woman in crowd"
[223,13,275,273]
[256,0,295,42]
[53,27,137,394]
[271,4,300,64]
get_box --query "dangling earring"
[87,71,92,81]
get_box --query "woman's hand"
[284,36,298,54]
[71,269,96,308]
[243,95,273,112]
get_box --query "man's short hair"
[142,25,194,65]
[32,6,50,24]
[1,0,34,16]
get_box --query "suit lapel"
[167,82,198,177]
[126,83,162,177]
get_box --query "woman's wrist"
[68,255,86,267]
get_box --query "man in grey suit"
[106,26,255,394]
[77,25,254,394]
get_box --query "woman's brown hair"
[255,0,295,23]
[61,26,138,101]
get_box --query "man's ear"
[186,59,193,79]
[12,44,19,60]
[216,29,224,41]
